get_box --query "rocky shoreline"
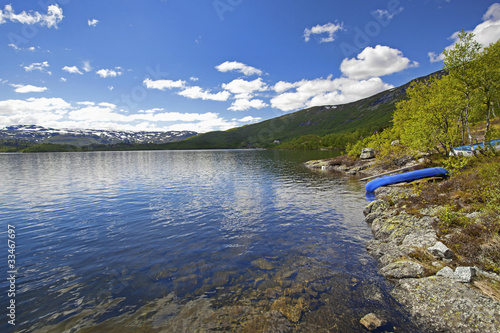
[306,157,500,332]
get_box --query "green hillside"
[167,71,444,150]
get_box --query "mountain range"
[0,125,198,146]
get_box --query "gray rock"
[360,148,375,159]
[380,261,425,279]
[436,266,454,279]
[365,212,380,224]
[428,241,454,259]
[402,230,437,248]
[392,276,500,332]
[454,267,476,283]
[363,199,389,216]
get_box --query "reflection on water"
[0,150,419,332]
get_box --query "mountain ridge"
[0,125,198,146]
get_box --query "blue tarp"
[453,139,500,151]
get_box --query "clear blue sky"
[1,0,499,133]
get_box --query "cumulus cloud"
[96,67,123,78]
[0,4,63,28]
[62,66,83,75]
[429,3,500,62]
[215,61,263,76]
[270,76,393,112]
[222,78,268,95]
[88,19,99,27]
[24,61,51,75]
[10,84,48,93]
[340,45,418,79]
[228,98,268,111]
[304,22,343,43]
[0,97,70,116]
[143,78,186,90]
[221,78,269,111]
[178,86,231,101]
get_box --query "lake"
[0,150,419,332]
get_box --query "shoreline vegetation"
[304,32,500,331]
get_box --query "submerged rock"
[251,258,276,270]
[270,296,306,323]
[360,312,386,331]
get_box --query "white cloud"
[10,84,48,93]
[60,77,67,82]
[76,101,96,106]
[273,81,301,93]
[228,98,268,111]
[0,97,70,116]
[304,22,343,43]
[23,61,51,75]
[82,60,92,72]
[62,66,83,75]
[222,78,268,95]
[428,51,445,63]
[96,67,123,78]
[178,86,231,101]
[143,78,186,91]
[88,19,99,27]
[190,77,199,81]
[340,45,418,79]
[215,61,263,76]
[429,3,500,62]
[235,116,263,123]
[467,3,500,46]
[270,76,393,112]
[0,97,238,133]
[221,78,269,111]
[0,4,63,28]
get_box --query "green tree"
[473,39,500,150]
[443,30,482,154]
[393,75,462,156]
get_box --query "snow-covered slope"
[0,125,198,146]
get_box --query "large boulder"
[360,148,375,159]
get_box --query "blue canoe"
[365,167,449,193]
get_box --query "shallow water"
[0,150,420,332]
